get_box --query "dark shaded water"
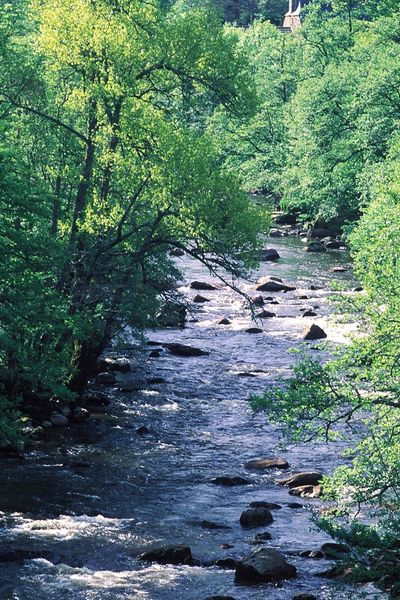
[0,237,384,599]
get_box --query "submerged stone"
[140,545,192,565]
[210,476,251,486]
[245,457,289,470]
[190,281,218,290]
[164,343,209,357]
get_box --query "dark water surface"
[0,237,384,599]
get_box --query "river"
[0,236,384,600]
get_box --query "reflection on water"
[0,237,384,599]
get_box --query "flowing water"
[0,236,385,600]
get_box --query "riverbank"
[0,236,384,600]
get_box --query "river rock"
[326,240,342,250]
[305,242,327,253]
[147,377,165,384]
[193,295,209,303]
[71,407,90,422]
[149,350,161,358]
[302,310,317,317]
[278,472,323,488]
[239,508,273,528]
[293,594,317,600]
[210,476,251,486]
[245,327,263,334]
[218,317,231,325]
[137,425,151,435]
[140,545,192,565]
[235,548,297,583]
[251,295,264,306]
[259,248,280,261]
[331,266,347,272]
[289,484,322,498]
[287,502,304,509]
[190,281,218,291]
[204,596,237,600]
[315,565,346,578]
[164,343,209,357]
[245,457,289,470]
[256,310,276,319]
[199,520,231,530]
[251,531,273,543]
[303,324,327,340]
[354,286,363,292]
[81,391,110,406]
[269,228,283,237]
[215,558,237,569]
[95,372,117,385]
[50,413,69,427]
[105,358,131,372]
[256,277,296,293]
[249,501,282,510]
[320,542,349,557]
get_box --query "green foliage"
[252,141,400,565]
[210,20,302,195]
[0,0,267,442]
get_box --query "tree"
[0,0,268,443]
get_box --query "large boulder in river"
[303,324,327,340]
[258,248,280,261]
[190,281,218,291]
[245,457,289,471]
[278,471,323,488]
[240,508,273,528]
[235,548,297,583]
[256,277,296,293]
[163,343,209,357]
[140,545,192,565]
